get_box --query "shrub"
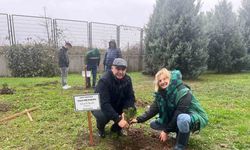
[2,43,59,77]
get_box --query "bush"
[2,43,59,77]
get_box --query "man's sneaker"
[62,85,71,90]
[97,129,105,138]
[62,85,68,90]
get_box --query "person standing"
[58,42,72,90]
[92,58,136,138]
[103,39,122,71]
[85,48,100,88]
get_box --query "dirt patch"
[71,86,84,90]
[110,128,175,150]
[0,87,15,94]
[74,128,101,150]
[0,102,13,112]
[35,81,59,86]
[75,127,176,150]
[136,99,150,107]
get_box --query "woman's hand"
[159,131,168,142]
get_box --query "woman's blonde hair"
[154,68,171,92]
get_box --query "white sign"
[73,94,100,111]
[82,71,91,77]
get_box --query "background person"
[103,39,122,71]
[85,48,100,88]
[58,42,72,90]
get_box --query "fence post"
[10,15,16,45]
[139,28,144,71]
[53,19,58,48]
[88,22,92,49]
[6,14,12,45]
[117,26,120,48]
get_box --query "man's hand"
[118,113,129,128]
[159,131,168,142]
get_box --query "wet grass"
[0,72,250,149]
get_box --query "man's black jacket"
[95,71,135,123]
[58,46,69,67]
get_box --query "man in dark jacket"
[85,48,100,88]
[103,40,122,71]
[58,42,72,89]
[92,58,135,138]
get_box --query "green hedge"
[2,44,59,77]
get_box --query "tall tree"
[239,0,250,54]
[207,0,247,73]
[144,0,208,79]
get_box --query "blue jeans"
[150,114,191,133]
[87,65,97,87]
[60,67,68,86]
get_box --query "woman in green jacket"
[131,68,208,150]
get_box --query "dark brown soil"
[35,81,59,86]
[136,99,150,107]
[72,86,84,91]
[75,127,176,150]
[110,128,175,150]
[0,102,13,112]
[0,87,15,94]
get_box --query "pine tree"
[239,0,250,54]
[207,0,247,73]
[144,0,208,79]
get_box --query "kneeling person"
[92,58,136,138]
[131,68,208,150]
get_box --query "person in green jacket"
[85,48,100,88]
[131,68,208,150]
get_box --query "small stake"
[0,107,38,123]
[25,109,33,121]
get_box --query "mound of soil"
[110,128,176,150]
[72,86,84,90]
[0,87,15,94]
[0,102,13,112]
[136,99,150,107]
[35,81,59,86]
[75,127,176,150]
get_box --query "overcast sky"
[1,0,241,27]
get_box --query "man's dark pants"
[92,110,121,132]
[87,65,97,87]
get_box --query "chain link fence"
[0,13,144,75]
[11,15,53,45]
[0,13,10,46]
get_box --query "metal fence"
[11,14,53,45]
[0,13,10,45]
[0,13,144,75]
[1,13,143,51]
[54,19,88,47]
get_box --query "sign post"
[73,94,100,146]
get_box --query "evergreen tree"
[207,0,247,73]
[239,0,250,54]
[144,0,208,79]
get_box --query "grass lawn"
[0,72,250,149]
